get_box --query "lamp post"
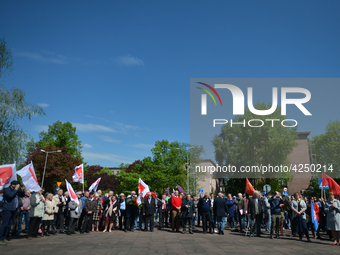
[176,146,194,195]
[41,149,61,188]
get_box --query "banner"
[310,199,318,231]
[177,184,186,195]
[89,177,101,192]
[245,178,255,195]
[0,163,16,190]
[65,179,79,205]
[322,173,340,196]
[72,164,84,184]
[17,162,41,192]
[138,178,150,198]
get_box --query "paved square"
[2,226,338,255]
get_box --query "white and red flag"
[65,179,79,205]
[72,164,84,184]
[89,177,101,192]
[17,162,41,192]
[137,195,142,206]
[138,177,150,198]
[0,163,16,190]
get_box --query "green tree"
[0,37,14,79]
[117,140,204,196]
[306,119,340,196]
[0,38,45,165]
[212,102,297,193]
[38,121,82,159]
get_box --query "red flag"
[322,173,340,196]
[245,178,255,195]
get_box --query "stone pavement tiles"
[2,227,339,255]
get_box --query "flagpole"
[82,173,84,193]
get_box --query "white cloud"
[82,152,133,164]
[72,123,117,133]
[15,51,69,65]
[37,103,49,108]
[114,54,144,66]
[83,144,93,148]
[35,125,49,133]
[131,143,154,149]
[100,136,122,144]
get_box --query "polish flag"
[138,178,150,198]
[89,177,101,192]
[0,163,16,190]
[17,162,41,192]
[65,179,79,204]
[72,164,84,184]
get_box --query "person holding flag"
[67,191,82,235]
[309,197,321,239]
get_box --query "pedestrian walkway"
[1,226,338,255]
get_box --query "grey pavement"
[1,227,339,255]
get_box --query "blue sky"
[1,1,339,167]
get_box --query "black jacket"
[248,197,263,220]
[181,199,195,218]
[157,199,167,212]
[213,197,229,217]
[143,197,156,215]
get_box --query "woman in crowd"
[92,192,103,232]
[293,192,311,242]
[41,193,55,237]
[324,192,340,246]
[103,194,119,232]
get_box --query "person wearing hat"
[0,180,25,245]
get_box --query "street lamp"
[41,149,61,188]
[176,146,194,195]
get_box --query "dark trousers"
[27,217,41,237]
[145,214,154,231]
[81,214,93,233]
[202,212,212,233]
[119,210,126,229]
[68,218,78,233]
[250,214,262,235]
[164,209,169,227]
[197,212,202,226]
[183,217,192,233]
[0,210,16,240]
[18,210,30,232]
[54,211,65,232]
[158,210,165,228]
[78,210,86,230]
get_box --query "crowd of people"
[0,180,340,246]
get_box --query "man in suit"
[157,194,167,230]
[181,194,195,234]
[213,192,229,235]
[248,190,263,237]
[198,193,213,234]
[52,189,66,234]
[143,192,156,231]
[80,192,96,234]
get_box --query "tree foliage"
[212,102,297,193]
[25,144,82,191]
[117,140,204,196]
[38,121,82,159]
[0,38,45,165]
[0,37,14,79]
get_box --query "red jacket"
[171,196,182,210]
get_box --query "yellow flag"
[57,182,62,187]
